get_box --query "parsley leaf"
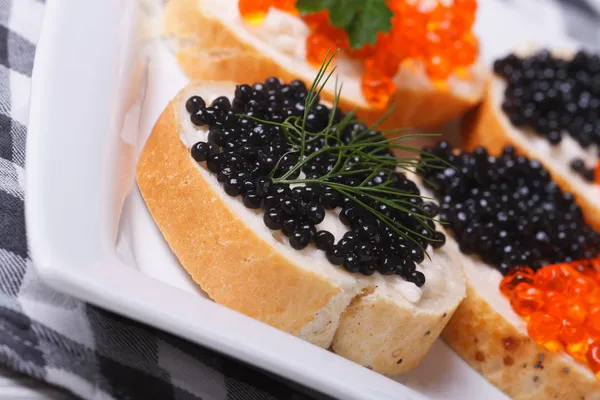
[296,0,393,49]
[295,0,336,13]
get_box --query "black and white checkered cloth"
[0,0,598,399]
[0,1,322,399]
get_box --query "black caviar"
[493,50,600,181]
[421,141,600,274]
[184,77,446,286]
[494,50,600,147]
[570,157,596,182]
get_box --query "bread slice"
[450,49,600,398]
[136,81,466,375]
[463,49,600,232]
[441,255,600,400]
[160,0,487,131]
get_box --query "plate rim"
[24,2,429,400]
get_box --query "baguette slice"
[464,49,600,232]
[449,68,600,400]
[442,254,600,400]
[161,0,487,131]
[136,81,466,375]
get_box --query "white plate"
[25,1,580,399]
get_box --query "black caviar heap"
[185,75,446,286]
[422,141,600,274]
[493,50,600,182]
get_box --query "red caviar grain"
[503,255,600,377]
[566,300,589,325]
[453,33,478,67]
[560,319,586,344]
[533,263,572,292]
[456,0,478,12]
[510,283,544,318]
[306,33,336,66]
[426,55,452,82]
[528,312,561,343]
[238,0,271,24]
[588,284,600,305]
[361,72,396,110]
[544,291,569,318]
[302,11,328,30]
[278,0,297,14]
[566,275,593,298]
[500,267,534,296]
[587,342,600,375]
[364,46,400,77]
[588,305,600,336]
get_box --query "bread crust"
[463,78,600,232]
[136,85,342,334]
[443,283,600,400]
[161,0,484,131]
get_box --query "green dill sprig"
[245,50,448,251]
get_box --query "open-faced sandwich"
[466,48,600,231]
[136,57,466,375]
[162,0,487,130]
[417,141,600,398]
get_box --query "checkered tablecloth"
[0,0,597,399]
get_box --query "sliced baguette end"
[333,290,461,375]
[136,81,466,375]
[458,66,600,398]
[136,82,344,338]
[443,284,600,400]
[162,0,486,131]
[464,76,600,232]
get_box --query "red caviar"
[306,33,336,66]
[501,255,600,376]
[510,283,543,318]
[589,305,600,336]
[238,0,271,24]
[559,318,586,345]
[238,0,479,108]
[587,342,600,378]
[528,311,561,344]
[544,291,569,318]
[499,266,534,296]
